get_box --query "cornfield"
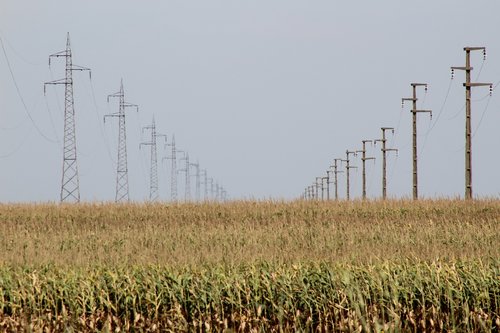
[0,199,499,331]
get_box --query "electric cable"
[1,36,58,143]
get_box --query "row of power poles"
[303,46,492,201]
[303,127,398,201]
[45,34,227,203]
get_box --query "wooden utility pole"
[344,150,357,200]
[451,47,492,200]
[321,177,328,201]
[402,83,432,200]
[356,140,375,200]
[374,127,398,199]
[326,170,332,200]
[331,158,343,200]
[315,177,322,200]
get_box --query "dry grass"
[0,199,498,266]
[0,199,499,331]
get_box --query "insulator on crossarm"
[490,85,493,96]
[451,69,454,79]
[424,85,428,93]
[483,49,487,60]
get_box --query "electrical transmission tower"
[104,79,138,203]
[140,117,167,201]
[451,47,492,200]
[190,160,200,201]
[166,135,178,201]
[215,182,220,201]
[201,169,208,201]
[179,152,191,201]
[44,33,90,203]
[402,83,432,200]
[208,177,214,200]
[344,150,357,200]
[374,127,398,200]
[356,140,375,200]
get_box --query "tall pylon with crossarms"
[104,80,138,203]
[166,135,178,201]
[44,33,90,203]
[140,117,166,201]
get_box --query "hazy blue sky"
[1,0,499,202]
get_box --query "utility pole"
[45,33,90,203]
[451,47,492,200]
[165,135,178,202]
[321,177,328,201]
[374,127,398,200]
[104,79,138,203]
[140,117,167,201]
[190,160,200,201]
[331,158,343,200]
[326,171,332,200]
[402,83,432,200]
[201,169,208,201]
[179,152,191,202]
[356,140,375,200]
[344,150,357,200]
[315,177,322,200]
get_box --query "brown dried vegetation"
[0,199,499,331]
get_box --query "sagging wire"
[0,30,43,66]
[472,92,493,139]
[0,129,31,159]
[419,77,454,155]
[1,36,58,143]
[43,92,62,149]
[87,75,116,165]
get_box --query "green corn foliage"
[0,261,499,332]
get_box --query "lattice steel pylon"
[44,33,90,203]
[201,169,208,201]
[141,117,166,201]
[190,160,200,201]
[104,79,138,203]
[165,135,178,201]
[179,152,191,202]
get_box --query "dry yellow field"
[1,199,499,266]
[0,199,499,331]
